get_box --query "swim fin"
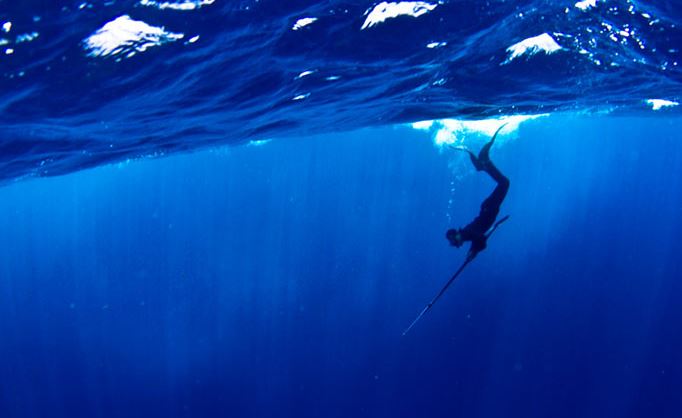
[478,122,508,163]
[450,145,485,171]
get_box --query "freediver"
[446,124,510,260]
[402,123,511,335]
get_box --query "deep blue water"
[1,115,681,417]
[2,1,682,417]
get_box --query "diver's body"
[446,125,510,259]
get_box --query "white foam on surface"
[426,41,447,49]
[646,99,679,110]
[293,17,318,30]
[248,139,272,147]
[361,2,437,30]
[296,70,316,79]
[292,93,310,101]
[503,33,562,64]
[411,115,549,147]
[138,0,214,11]
[84,15,183,58]
[575,0,598,11]
[411,120,434,130]
[16,32,39,43]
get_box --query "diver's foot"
[450,146,483,171]
[469,153,485,171]
[477,123,507,163]
[477,144,492,166]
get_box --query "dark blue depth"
[0,116,680,417]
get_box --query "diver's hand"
[466,250,477,262]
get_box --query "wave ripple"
[0,0,680,181]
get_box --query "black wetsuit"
[446,126,510,258]
[457,160,509,256]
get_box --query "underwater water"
[1,0,681,181]
[1,0,682,417]
[1,116,681,417]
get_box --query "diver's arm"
[467,234,487,259]
[466,247,479,261]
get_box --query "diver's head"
[446,228,464,248]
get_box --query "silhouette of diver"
[446,124,510,259]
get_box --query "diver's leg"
[482,160,509,186]
[478,171,510,228]
[477,123,507,164]
[468,150,484,171]
[479,142,510,222]
[470,123,511,230]
[452,121,506,172]
[450,145,484,171]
